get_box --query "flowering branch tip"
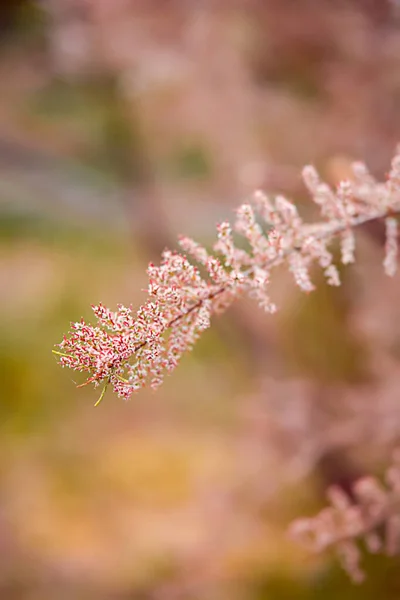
[54,149,400,401]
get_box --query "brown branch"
[132,205,400,355]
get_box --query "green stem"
[94,382,108,407]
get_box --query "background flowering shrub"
[1,1,400,598]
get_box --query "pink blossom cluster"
[56,251,239,401]
[289,450,400,582]
[55,149,400,402]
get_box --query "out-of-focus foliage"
[1,0,400,597]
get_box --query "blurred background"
[1,0,400,598]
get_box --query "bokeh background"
[1,1,400,598]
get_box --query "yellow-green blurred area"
[1,1,400,598]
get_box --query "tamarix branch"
[54,150,400,404]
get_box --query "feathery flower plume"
[289,450,400,582]
[54,150,400,403]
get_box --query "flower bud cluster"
[55,150,400,401]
